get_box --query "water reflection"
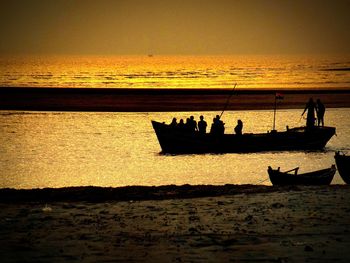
[0,108,349,189]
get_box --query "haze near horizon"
[1,0,349,55]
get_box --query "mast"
[273,92,283,131]
[219,83,237,119]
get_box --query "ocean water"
[1,55,349,189]
[0,55,350,89]
[0,108,349,189]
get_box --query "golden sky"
[1,0,349,55]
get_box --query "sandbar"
[1,87,350,111]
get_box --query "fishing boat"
[334,151,350,184]
[151,121,336,154]
[267,165,336,186]
[151,89,336,154]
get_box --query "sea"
[0,54,349,89]
[0,55,350,189]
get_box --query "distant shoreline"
[1,87,350,111]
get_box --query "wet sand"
[1,87,350,111]
[1,185,350,262]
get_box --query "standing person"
[185,118,191,132]
[189,116,198,132]
[169,117,177,128]
[210,117,217,134]
[316,99,325,126]
[198,115,207,134]
[177,119,185,130]
[301,98,316,128]
[215,115,225,134]
[234,119,243,135]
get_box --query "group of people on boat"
[169,116,200,133]
[169,116,197,132]
[302,98,326,128]
[168,115,243,135]
[167,98,325,135]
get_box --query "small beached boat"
[267,165,336,186]
[152,121,336,154]
[334,151,350,184]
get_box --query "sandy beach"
[1,185,350,262]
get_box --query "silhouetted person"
[217,115,225,134]
[211,115,224,135]
[198,115,207,134]
[169,117,177,128]
[302,98,316,128]
[210,117,216,134]
[234,119,243,135]
[177,119,185,130]
[316,99,325,126]
[185,118,191,132]
[189,116,198,132]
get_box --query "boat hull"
[335,152,350,184]
[268,165,336,186]
[152,121,336,154]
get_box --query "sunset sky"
[1,0,349,55]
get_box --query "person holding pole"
[302,98,316,128]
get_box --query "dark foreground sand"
[1,185,350,262]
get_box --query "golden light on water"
[1,110,348,189]
[1,55,349,89]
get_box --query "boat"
[267,165,336,186]
[151,121,336,154]
[334,151,350,184]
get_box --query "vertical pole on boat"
[219,83,237,119]
[272,92,283,131]
[273,93,277,131]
